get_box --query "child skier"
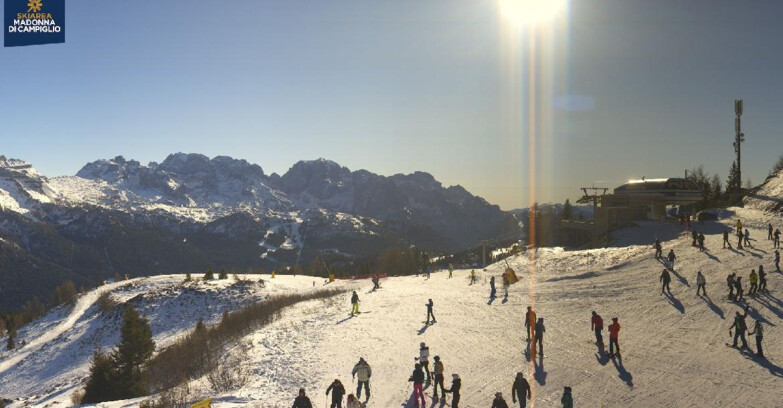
[326,379,346,408]
[292,388,313,408]
[492,392,510,408]
[426,299,436,324]
[350,291,360,316]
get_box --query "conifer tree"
[82,349,117,403]
[561,199,573,220]
[204,268,214,280]
[112,306,155,398]
[218,268,228,280]
[726,161,740,195]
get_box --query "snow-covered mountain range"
[0,154,519,310]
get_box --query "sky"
[2,0,783,210]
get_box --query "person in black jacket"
[723,230,732,249]
[326,379,346,408]
[660,269,671,295]
[426,299,437,324]
[409,363,426,407]
[444,374,461,408]
[491,392,510,408]
[511,372,531,408]
[490,276,496,299]
[293,388,313,408]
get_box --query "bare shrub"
[70,389,85,406]
[207,348,250,393]
[139,383,192,408]
[97,291,118,313]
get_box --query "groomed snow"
[3,207,783,407]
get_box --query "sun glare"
[498,0,567,27]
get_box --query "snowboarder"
[667,250,676,270]
[345,394,363,408]
[470,269,477,285]
[449,263,454,279]
[351,358,372,401]
[776,250,781,271]
[653,238,662,259]
[326,379,346,408]
[758,265,767,292]
[696,271,706,297]
[727,272,736,300]
[408,363,426,408]
[608,317,621,357]
[419,342,431,382]
[426,299,437,324]
[660,268,672,295]
[698,233,705,251]
[734,276,744,301]
[775,229,781,249]
[561,387,573,408]
[748,270,758,295]
[503,273,510,299]
[350,291,360,316]
[511,372,531,408]
[744,229,752,247]
[443,374,461,408]
[490,276,497,299]
[293,388,313,408]
[723,230,732,249]
[768,223,774,240]
[492,392,510,408]
[534,317,546,356]
[591,311,604,346]
[748,319,765,358]
[691,230,698,246]
[525,306,536,341]
[731,307,750,349]
[432,356,445,401]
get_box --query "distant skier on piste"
[691,230,698,246]
[744,229,752,248]
[727,272,736,300]
[352,357,372,401]
[408,363,426,408]
[667,250,676,270]
[470,269,477,285]
[768,223,773,240]
[608,317,621,357]
[443,373,461,408]
[774,229,781,249]
[419,342,431,382]
[734,276,744,301]
[503,273,510,299]
[749,269,758,295]
[758,265,767,292]
[748,319,765,358]
[660,268,672,295]
[591,311,604,346]
[561,387,573,408]
[653,238,662,258]
[723,230,732,249]
[350,291,360,316]
[511,372,531,408]
[326,379,346,408]
[698,233,705,251]
[696,271,706,297]
[492,392,510,408]
[525,306,536,341]
[426,299,436,324]
[432,355,445,401]
[731,307,750,349]
[448,263,454,278]
[775,250,781,271]
[292,388,313,408]
[490,276,496,299]
[534,317,546,356]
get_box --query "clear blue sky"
[2,0,782,210]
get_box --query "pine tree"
[82,349,117,403]
[204,268,214,280]
[218,268,228,280]
[185,273,192,282]
[726,161,740,195]
[6,329,15,350]
[561,199,573,221]
[112,306,155,398]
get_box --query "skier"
[775,229,781,249]
[345,394,362,408]
[696,271,706,297]
[443,374,461,408]
[351,358,372,401]
[326,379,346,408]
[350,291,360,316]
[292,388,313,408]
[723,230,732,249]
[660,268,672,295]
[744,229,752,247]
[769,223,774,241]
[758,265,767,292]
[449,263,454,279]
[432,356,445,401]
[734,276,744,301]
[419,342,431,382]
[470,269,476,285]
[653,238,663,259]
[748,270,758,295]
[691,230,698,246]
[408,363,426,408]
[727,272,736,300]
[426,299,437,324]
[737,229,743,250]
[698,233,705,251]
[776,250,781,272]
[534,317,546,356]
[561,387,573,408]
[736,219,743,236]
[503,273,510,299]
[731,307,750,349]
[426,267,431,280]
[492,393,510,408]
[748,319,765,358]
[698,211,704,225]
[525,306,536,341]
[667,250,676,271]
[490,276,497,299]
[511,372,531,408]
[591,311,604,346]
[608,317,621,357]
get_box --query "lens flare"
[498,0,567,27]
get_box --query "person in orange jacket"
[608,317,621,357]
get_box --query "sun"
[498,0,567,27]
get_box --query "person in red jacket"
[608,317,621,357]
[591,311,604,346]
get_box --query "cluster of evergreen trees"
[1,280,81,350]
